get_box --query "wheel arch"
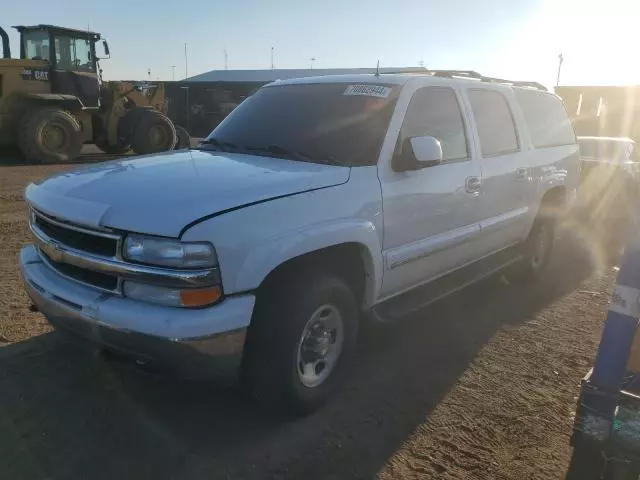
[256,242,377,312]
[537,185,568,219]
[18,93,84,114]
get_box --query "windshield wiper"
[197,138,239,152]
[243,144,347,167]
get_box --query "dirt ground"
[0,155,619,479]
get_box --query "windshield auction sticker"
[343,84,391,98]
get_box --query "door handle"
[465,176,481,194]
[516,167,529,179]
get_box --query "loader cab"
[15,25,102,109]
[0,27,10,59]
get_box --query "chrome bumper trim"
[20,245,254,377]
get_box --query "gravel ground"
[0,153,618,479]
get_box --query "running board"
[371,246,523,323]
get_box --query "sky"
[4,0,640,88]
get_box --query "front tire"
[18,107,83,163]
[242,272,359,415]
[130,111,177,155]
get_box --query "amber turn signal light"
[180,286,222,307]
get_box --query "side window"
[514,89,576,148]
[54,36,94,72]
[468,89,519,156]
[400,87,468,161]
[22,30,50,61]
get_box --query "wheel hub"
[42,124,68,152]
[297,304,344,388]
[148,125,168,148]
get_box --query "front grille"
[34,213,118,257]
[41,250,119,291]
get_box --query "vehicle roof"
[12,24,101,39]
[268,73,551,92]
[268,74,414,86]
[577,136,635,143]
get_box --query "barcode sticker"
[343,84,391,98]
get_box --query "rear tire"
[174,125,190,149]
[130,111,177,155]
[242,272,359,415]
[18,107,83,163]
[510,215,555,282]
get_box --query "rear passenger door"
[466,88,532,253]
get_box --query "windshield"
[54,35,95,72]
[204,82,400,166]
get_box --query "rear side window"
[468,90,519,156]
[400,87,468,161]
[514,89,575,148]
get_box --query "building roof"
[185,67,426,83]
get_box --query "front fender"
[180,167,385,308]
[233,219,383,307]
[23,93,84,112]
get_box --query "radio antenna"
[375,60,380,76]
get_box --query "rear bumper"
[20,245,255,378]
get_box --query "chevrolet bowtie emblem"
[48,242,63,263]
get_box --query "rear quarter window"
[514,89,576,148]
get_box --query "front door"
[379,85,483,299]
[51,34,100,108]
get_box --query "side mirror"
[410,135,443,167]
[102,40,110,57]
[393,135,443,171]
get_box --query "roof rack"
[379,69,547,91]
[429,70,547,91]
[378,68,430,75]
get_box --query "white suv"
[20,70,579,413]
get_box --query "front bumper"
[20,245,255,378]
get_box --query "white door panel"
[378,84,484,299]
[480,153,532,247]
[465,88,533,253]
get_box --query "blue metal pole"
[590,216,640,419]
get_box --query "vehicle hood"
[25,149,350,237]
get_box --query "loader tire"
[130,111,177,155]
[19,107,83,164]
[174,125,190,149]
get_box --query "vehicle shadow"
[0,233,599,480]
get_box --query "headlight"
[123,234,217,268]
[123,281,222,307]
